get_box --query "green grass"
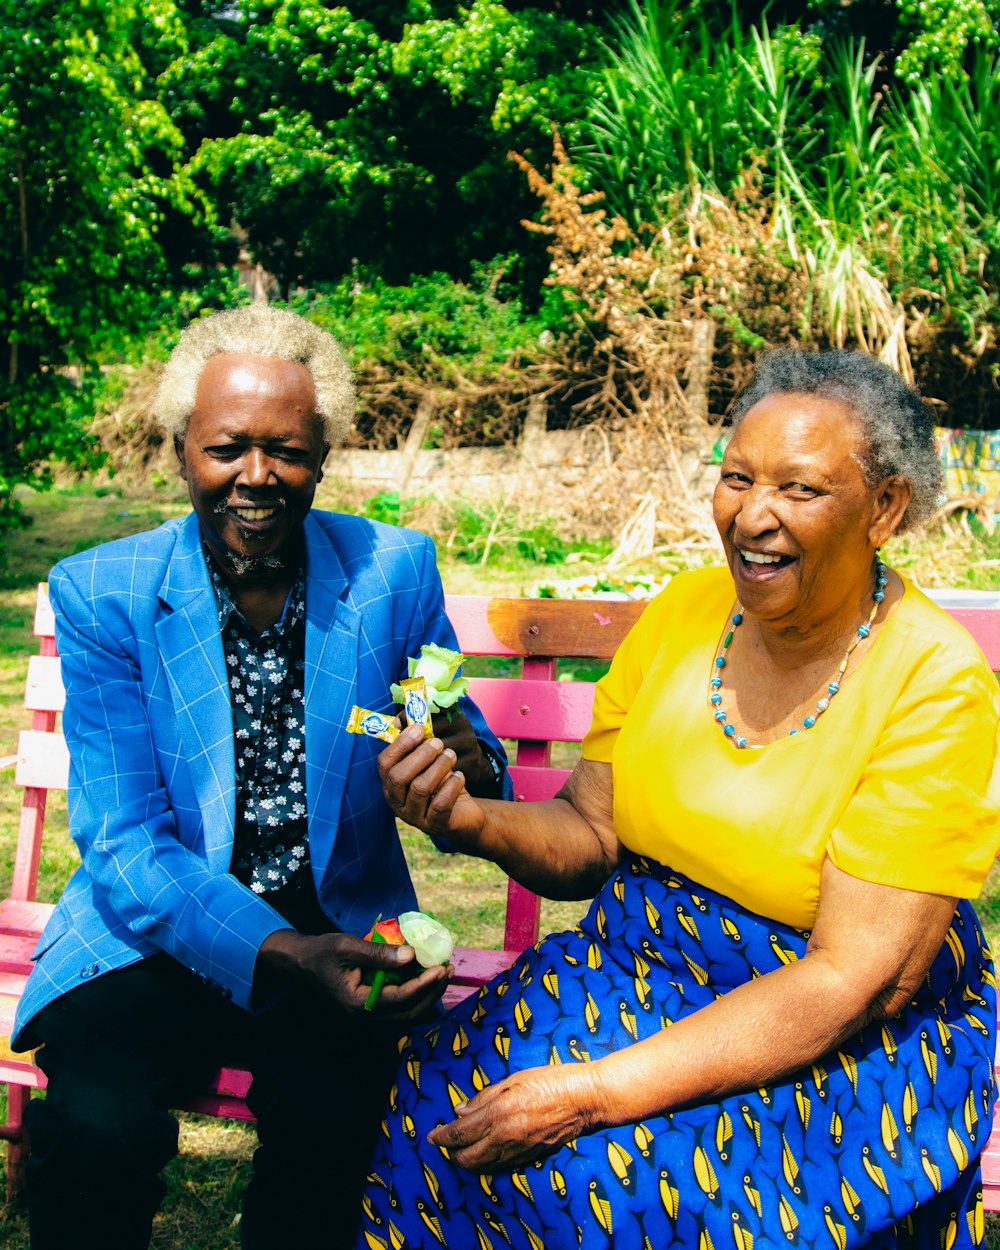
[1,481,999,1246]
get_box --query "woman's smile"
[736,548,797,580]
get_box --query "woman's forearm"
[381,732,619,899]
[463,794,618,900]
[586,955,874,1129]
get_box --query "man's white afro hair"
[153,305,355,446]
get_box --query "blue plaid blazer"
[14,510,508,1046]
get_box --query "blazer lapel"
[155,515,236,873]
[302,514,361,877]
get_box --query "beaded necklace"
[709,554,888,749]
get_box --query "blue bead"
[710,693,722,705]
[710,676,722,688]
[736,737,747,748]
[803,715,816,728]
[789,729,799,736]
[857,624,871,638]
[816,698,829,712]
[876,575,887,587]
[732,613,743,625]
[715,656,726,668]
[715,710,726,722]
[724,723,736,736]
[873,591,885,602]
[828,682,839,694]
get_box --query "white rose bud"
[397,911,455,967]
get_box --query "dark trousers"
[23,953,403,1250]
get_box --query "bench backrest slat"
[507,764,573,803]
[447,595,643,658]
[14,731,69,791]
[25,657,65,716]
[950,608,1000,671]
[465,676,595,743]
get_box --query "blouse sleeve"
[827,652,1000,898]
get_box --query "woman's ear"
[869,475,912,547]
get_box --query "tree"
[0,0,210,529]
[170,1,603,295]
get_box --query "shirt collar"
[203,546,306,636]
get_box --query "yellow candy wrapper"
[400,676,433,739]
[346,705,400,743]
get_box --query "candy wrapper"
[346,706,399,743]
[363,911,455,1011]
[399,676,433,739]
[390,644,468,715]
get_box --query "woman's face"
[713,391,904,632]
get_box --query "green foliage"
[173,0,602,292]
[893,0,999,81]
[575,0,1000,407]
[0,0,214,532]
[290,263,550,377]
[360,490,404,526]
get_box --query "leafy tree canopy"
[171,0,602,292]
[0,0,213,526]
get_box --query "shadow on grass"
[0,1105,253,1250]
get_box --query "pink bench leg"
[2,1084,30,1201]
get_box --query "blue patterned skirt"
[358,857,997,1249]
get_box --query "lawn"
[0,480,998,1248]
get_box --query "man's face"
[175,353,328,579]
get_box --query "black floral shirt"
[207,558,310,897]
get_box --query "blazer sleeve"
[50,566,290,1012]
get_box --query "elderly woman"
[358,350,999,1249]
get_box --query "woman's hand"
[378,723,487,847]
[257,929,450,1020]
[427,1064,606,1172]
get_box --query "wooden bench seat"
[2,583,999,1209]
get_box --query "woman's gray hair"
[728,349,943,531]
[153,305,355,446]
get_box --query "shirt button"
[80,963,99,979]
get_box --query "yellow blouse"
[582,566,1000,929]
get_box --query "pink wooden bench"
[3,586,1000,1205]
[0,585,642,1198]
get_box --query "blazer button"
[80,963,100,979]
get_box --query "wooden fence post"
[397,397,436,497]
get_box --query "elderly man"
[13,306,511,1250]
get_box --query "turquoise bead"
[724,723,736,736]
[803,715,816,728]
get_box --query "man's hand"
[427,1064,606,1172]
[431,708,489,790]
[257,929,450,1019]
